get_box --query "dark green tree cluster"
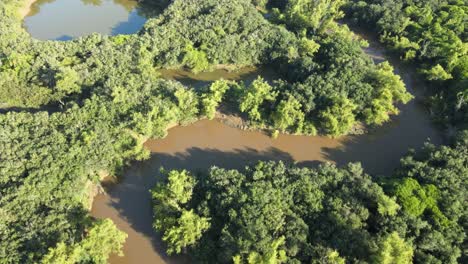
[270,0,348,34]
[0,73,210,263]
[384,136,468,264]
[0,0,412,137]
[345,0,468,127]
[40,219,127,264]
[0,106,133,263]
[152,138,468,263]
[229,24,412,136]
[152,161,409,263]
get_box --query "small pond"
[22,0,167,40]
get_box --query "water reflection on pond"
[23,0,167,40]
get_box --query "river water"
[23,0,151,40]
[91,42,443,264]
[21,2,444,263]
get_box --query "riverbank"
[19,0,35,18]
[88,16,444,261]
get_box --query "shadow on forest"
[0,105,60,114]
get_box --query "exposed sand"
[19,0,37,18]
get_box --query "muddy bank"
[19,0,36,18]
[159,66,276,89]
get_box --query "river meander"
[21,2,445,263]
[91,42,444,264]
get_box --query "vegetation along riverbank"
[0,0,466,263]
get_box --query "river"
[20,1,444,263]
[90,36,443,264]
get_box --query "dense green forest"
[152,135,467,263]
[345,0,468,128]
[0,0,412,136]
[0,0,466,263]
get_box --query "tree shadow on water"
[136,0,171,19]
[103,147,294,262]
[322,99,443,176]
[111,11,147,36]
[55,35,73,41]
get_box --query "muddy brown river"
[90,27,444,264]
[18,0,444,262]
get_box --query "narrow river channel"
[90,33,444,264]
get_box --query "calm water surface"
[23,0,149,40]
[86,15,444,264]
[91,67,443,264]
[159,67,277,89]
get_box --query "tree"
[364,88,399,125]
[233,237,287,264]
[40,219,127,264]
[201,80,230,120]
[394,178,448,226]
[175,88,199,125]
[152,170,196,211]
[423,64,453,81]
[162,209,210,255]
[151,170,209,255]
[299,37,320,56]
[345,0,467,127]
[374,232,413,264]
[282,0,347,33]
[271,95,305,133]
[365,62,413,125]
[388,141,467,263]
[239,77,277,121]
[377,195,400,217]
[54,67,81,96]
[320,96,357,137]
[152,161,405,263]
[182,43,210,73]
[132,99,178,138]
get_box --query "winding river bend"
[91,37,443,264]
[20,1,444,263]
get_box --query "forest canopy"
[345,0,468,128]
[0,0,466,263]
[0,0,413,137]
[152,138,467,263]
[152,161,403,263]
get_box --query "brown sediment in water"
[159,67,257,82]
[91,21,444,264]
[91,119,345,264]
[92,98,443,263]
